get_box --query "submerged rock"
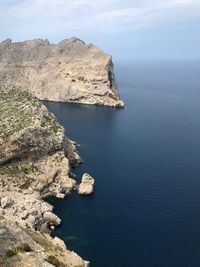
[0,37,124,107]
[78,173,95,195]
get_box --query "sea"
[45,60,200,267]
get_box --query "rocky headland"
[0,90,89,266]
[0,37,124,107]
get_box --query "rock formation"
[0,90,89,266]
[78,173,95,195]
[0,218,89,267]
[0,37,124,107]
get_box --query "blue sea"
[45,60,200,267]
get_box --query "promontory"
[0,37,124,107]
[0,37,124,266]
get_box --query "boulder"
[63,178,76,191]
[1,196,14,209]
[43,211,61,226]
[0,207,5,216]
[40,222,51,234]
[35,182,46,192]
[26,215,36,228]
[21,210,29,220]
[56,193,65,199]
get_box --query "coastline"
[0,90,90,266]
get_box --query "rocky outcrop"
[0,37,124,107]
[0,90,89,266]
[0,218,89,267]
[78,173,94,195]
[0,89,81,197]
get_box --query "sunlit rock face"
[0,89,81,197]
[0,90,90,266]
[0,37,124,107]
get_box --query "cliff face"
[0,90,89,267]
[0,218,89,267]
[0,38,124,107]
[0,90,81,197]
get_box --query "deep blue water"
[45,61,200,267]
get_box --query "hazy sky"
[1,0,200,60]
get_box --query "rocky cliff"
[0,38,124,107]
[0,90,89,267]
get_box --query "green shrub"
[6,243,32,257]
[45,255,65,267]
[6,247,22,257]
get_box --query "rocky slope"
[0,38,124,107]
[0,90,89,267]
[0,218,89,267]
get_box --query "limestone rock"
[0,207,5,216]
[0,90,79,197]
[56,193,65,199]
[1,196,14,209]
[0,90,90,265]
[43,211,61,226]
[78,173,94,195]
[82,173,95,186]
[26,214,37,228]
[40,222,51,234]
[0,218,89,267]
[0,37,124,107]
[53,236,67,250]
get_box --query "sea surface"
[45,60,200,267]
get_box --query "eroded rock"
[1,196,14,209]
[0,37,124,107]
[0,90,90,266]
[78,173,95,195]
[0,90,78,197]
[43,211,61,226]
[0,218,89,267]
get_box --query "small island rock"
[78,173,94,195]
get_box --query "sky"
[0,0,200,60]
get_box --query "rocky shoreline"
[0,90,91,266]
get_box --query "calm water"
[45,61,200,267]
